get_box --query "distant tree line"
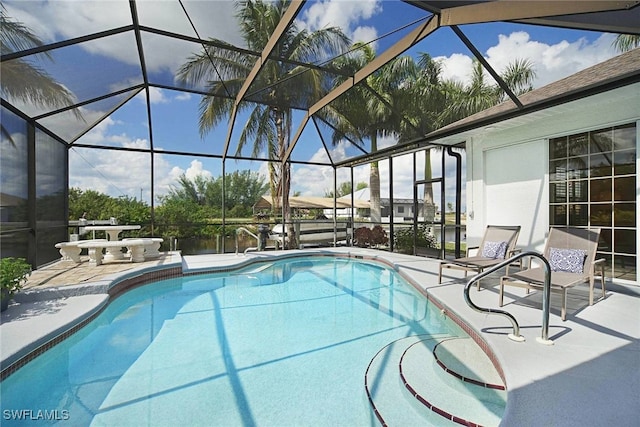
[69,170,269,239]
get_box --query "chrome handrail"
[235,227,259,255]
[464,251,552,344]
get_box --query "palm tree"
[613,34,640,52]
[403,55,536,224]
[400,53,448,223]
[0,5,80,142]
[440,58,535,124]
[177,0,349,248]
[327,43,418,224]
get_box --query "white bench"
[123,237,164,259]
[77,239,148,266]
[55,239,107,263]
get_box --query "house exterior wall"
[465,83,640,283]
[391,202,423,219]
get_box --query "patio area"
[1,248,638,425]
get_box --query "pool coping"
[1,248,638,425]
[0,253,183,377]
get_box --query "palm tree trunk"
[423,149,436,223]
[273,107,296,249]
[369,132,381,224]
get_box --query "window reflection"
[550,205,566,225]
[589,153,612,177]
[567,133,588,156]
[590,204,612,226]
[567,156,588,178]
[568,204,588,225]
[614,203,636,227]
[590,129,613,153]
[614,229,636,254]
[614,176,635,201]
[614,149,635,175]
[549,123,636,282]
[568,180,588,202]
[613,255,637,281]
[599,229,612,252]
[549,159,567,181]
[590,178,611,202]
[549,136,567,159]
[613,124,636,150]
[550,182,566,203]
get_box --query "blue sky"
[5,0,622,210]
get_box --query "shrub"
[1,257,31,310]
[393,225,438,254]
[354,226,388,248]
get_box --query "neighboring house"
[336,188,426,220]
[425,49,640,284]
[252,195,369,215]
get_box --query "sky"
[4,0,623,210]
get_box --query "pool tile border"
[343,252,508,387]
[0,266,181,381]
[432,341,506,390]
[1,302,103,380]
[2,250,507,426]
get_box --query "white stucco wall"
[464,83,640,281]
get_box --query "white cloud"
[175,92,192,102]
[184,159,214,181]
[156,159,214,197]
[7,2,610,214]
[290,145,352,196]
[435,53,474,85]
[351,26,378,45]
[69,117,160,202]
[147,87,169,105]
[377,133,398,150]
[69,145,151,201]
[5,0,242,75]
[290,144,466,212]
[436,31,619,89]
[298,0,381,48]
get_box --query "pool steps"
[365,335,506,426]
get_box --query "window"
[549,123,636,281]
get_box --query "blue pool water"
[1,256,465,426]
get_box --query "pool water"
[2,257,467,426]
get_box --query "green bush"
[1,257,31,301]
[393,225,438,254]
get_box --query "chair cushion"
[549,248,587,273]
[482,241,508,259]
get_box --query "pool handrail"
[464,251,553,345]
[235,227,259,255]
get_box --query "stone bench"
[123,237,164,259]
[55,239,107,263]
[77,239,148,266]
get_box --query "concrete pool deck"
[1,248,638,426]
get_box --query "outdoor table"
[83,225,141,260]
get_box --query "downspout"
[447,147,462,258]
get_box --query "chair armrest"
[592,258,606,276]
[507,248,523,269]
[508,248,522,256]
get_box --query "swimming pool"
[1,255,504,426]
